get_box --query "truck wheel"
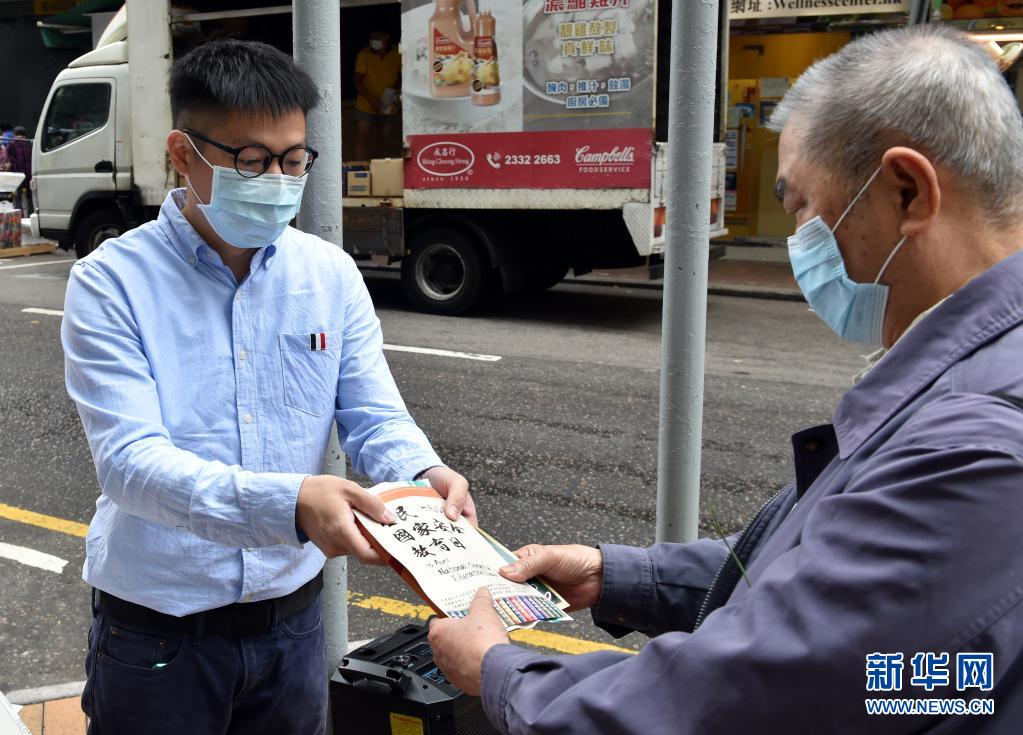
[401,228,487,315]
[75,209,124,259]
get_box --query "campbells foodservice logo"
[575,145,636,174]
[417,142,475,177]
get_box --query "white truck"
[30,1,726,314]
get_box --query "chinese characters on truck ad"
[402,0,655,189]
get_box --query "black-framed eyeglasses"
[183,128,318,178]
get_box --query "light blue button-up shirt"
[62,190,442,615]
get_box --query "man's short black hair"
[0,123,11,132]
[13,126,26,136]
[170,39,319,128]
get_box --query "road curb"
[707,284,805,302]
[565,275,805,302]
[357,263,806,302]
[5,681,85,706]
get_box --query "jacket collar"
[833,249,1023,459]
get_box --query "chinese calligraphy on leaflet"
[354,481,572,630]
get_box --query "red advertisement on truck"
[401,0,657,191]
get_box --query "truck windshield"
[42,83,112,152]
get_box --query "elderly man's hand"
[428,588,509,696]
[500,544,604,611]
[421,466,477,525]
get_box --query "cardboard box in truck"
[370,159,403,197]
[346,170,371,197]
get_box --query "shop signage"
[729,0,911,19]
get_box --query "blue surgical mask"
[787,166,909,346]
[185,135,306,249]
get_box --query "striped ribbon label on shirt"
[309,332,327,351]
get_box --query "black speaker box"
[330,623,501,735]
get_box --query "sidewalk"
[0,220,58,260]
[2,637,374,734]
[7,696,84,735]
[571,244,802,301]
[707,257,800,300]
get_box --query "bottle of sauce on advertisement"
[429,0,477,98]
[471,10,500,106]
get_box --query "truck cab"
[29,15,133,257]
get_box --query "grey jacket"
[481,251,1023,734]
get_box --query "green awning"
[38,0,124,50]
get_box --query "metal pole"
[319,429,348,672]
[655,0,719,544]
[126,0,174,207]
[909,0,933,25]
[292,0,346,679]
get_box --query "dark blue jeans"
[82,596,327,734]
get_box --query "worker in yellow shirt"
[353,30,401,161]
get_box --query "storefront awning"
[37,0,124,50]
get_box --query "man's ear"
[167,130,194,179]
[881,146,941,239]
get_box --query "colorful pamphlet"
[354,481,571,631]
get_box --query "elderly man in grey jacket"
[428,24,1023,734]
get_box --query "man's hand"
[500,544,605,611]
[295,475,395,564]
[428,588,509,696]
[421,466,477,524]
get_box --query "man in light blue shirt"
[62,39,472,735]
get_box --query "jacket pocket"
[279,330,343,416]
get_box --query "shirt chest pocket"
[278,331,343,416]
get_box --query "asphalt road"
[0,251,866,693]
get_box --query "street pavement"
[0,250,867,698]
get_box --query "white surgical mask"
[185,134,306,250]
[369,39,385,51]
[787,166,909,346]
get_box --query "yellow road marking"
[510,626,635,656]
[348,592,635,656]
[1,502,636,656]
[349,592,434,622]
[0,502,88,537]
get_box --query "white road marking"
[382,343,502,362]
[0,541,68,574]
[21,307,64,317]
[0,258,75,271]
[19,309,503,362]
[13,273,65,280]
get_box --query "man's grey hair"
[769,24,1023,223]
